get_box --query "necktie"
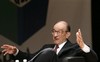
[54,44,59,52]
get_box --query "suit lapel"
[58,40,73,56]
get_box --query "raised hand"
[76,29,85,49]
[1,44,17,55]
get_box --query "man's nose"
[53,33,58,36]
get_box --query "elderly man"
[1,21,98,62]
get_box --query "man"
[1,21,98,62]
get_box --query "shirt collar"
[58,41,67,49]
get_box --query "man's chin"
[54,41,59,44]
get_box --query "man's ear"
[66,32,71,38]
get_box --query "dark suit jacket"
[11,40,98,62]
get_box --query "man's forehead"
[53,22,67,30]
[53,25,64,30]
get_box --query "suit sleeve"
[10,50,35,61]
[83,49,98,62]
[10,44,49,61]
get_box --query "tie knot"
[54,44,59,52]
[55,44,59,49]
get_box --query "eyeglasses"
[52,29,67,35]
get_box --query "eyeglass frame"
[51,29,68,35]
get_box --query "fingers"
[1,44,15,50]
[1,44,16,55]
[77,29,82,39]
[1,44,12,49]
[3,51,10,56]
[76,29,84,48]
[1,48,9,55]
[2,50,7,55]
[76,29,82,42]
[2,49,6,53]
